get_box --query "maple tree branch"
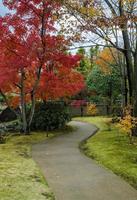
[14,83,22,89]
[20,0,40,17]
[104,0,117,16]
[68,44,110,51]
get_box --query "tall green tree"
[87,65,121,114]
[62,0,137,117]
[76,47,91,77]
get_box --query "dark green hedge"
[31,101,71,131]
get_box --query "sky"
[0,1,9,16]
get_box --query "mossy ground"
[0,126,72,200]
[74,116,137,189]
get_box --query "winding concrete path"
[32,121,137,200]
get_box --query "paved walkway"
[32,121,137,200]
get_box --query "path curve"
[32,121,137,200]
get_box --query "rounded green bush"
[31,101,71,131]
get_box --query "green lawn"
[74,116,137,189]
[0,126,72,200]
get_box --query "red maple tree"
[0,0,84,133]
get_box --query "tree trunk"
[121,64,128,108]
[80,106,84,117]
[107,80,112,115]
[26,5,46,133]
[124,51,133,104]
[119,0,134,105]
[124,75,128,107]
[133,53,137,117]
[27,66,42,133]
[27,92,36,133]
[20,68,27,134]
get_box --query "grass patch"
[74,116,137,189]
[0,125,72,200]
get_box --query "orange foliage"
[87,103,98,116]
[96,48,117,73]
[117,106,137,142]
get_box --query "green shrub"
[31,101,71,131]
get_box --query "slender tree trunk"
[26,3,46,133]
[20,68,27,134]
[119,0,134,105]
[133,53,137,117]
[27,67,42,133]
[132,24,137,117]
[124,74,128,106]
[80,106,84,117]
[131,55,137,136]
[124,51,133,104]
[27,92,36,133]
[121,62,128,108]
